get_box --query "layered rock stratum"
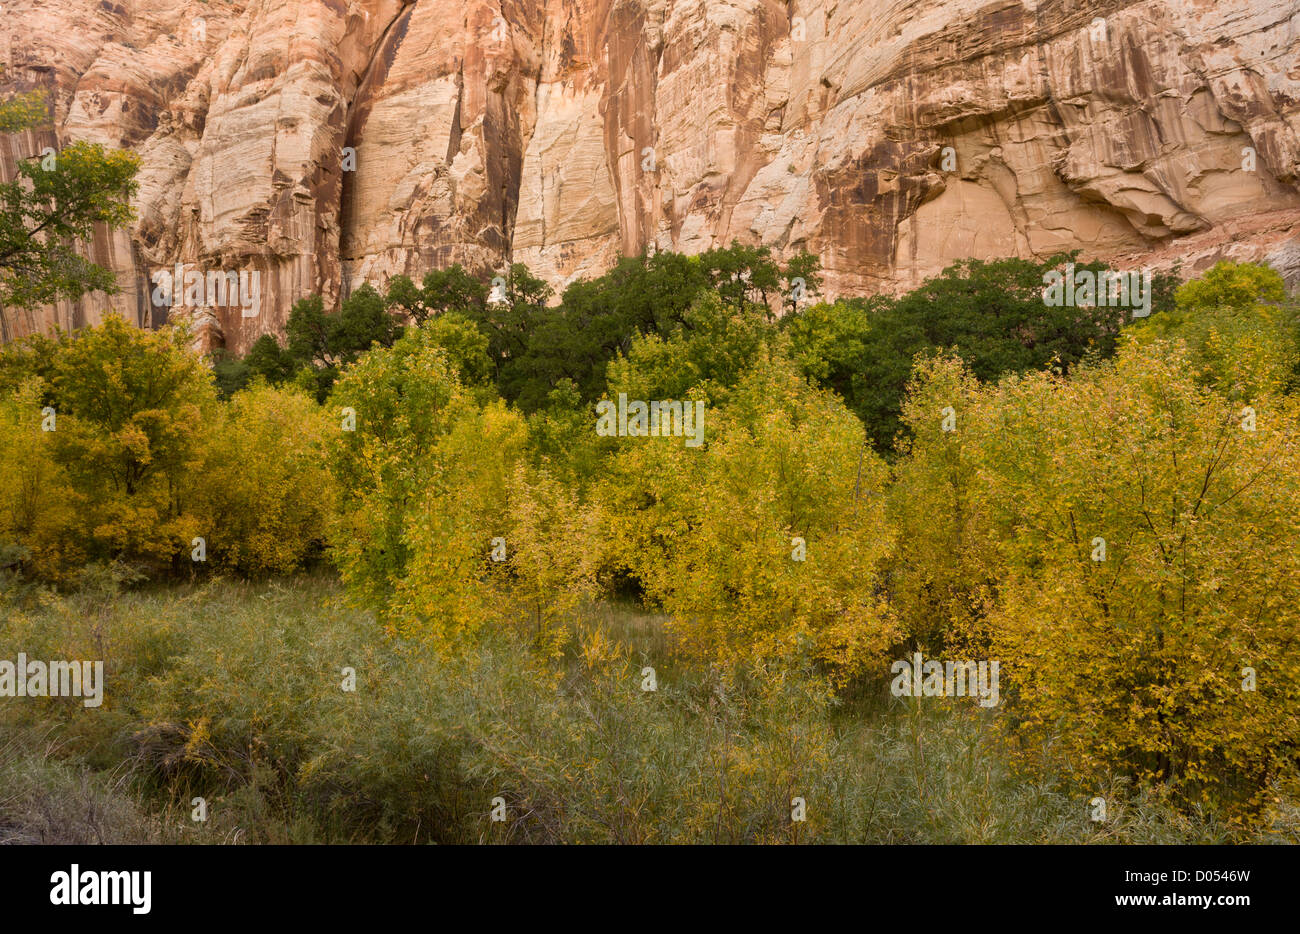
[2,0,1298,352]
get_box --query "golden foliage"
[191,382,336,575]
[895,342,1300,817]
[603,354,898,683]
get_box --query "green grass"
[0,575,1292,844]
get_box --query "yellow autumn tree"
[1123,260,1297,400]
[44,315,215,572]
[497,462,604,647]
[887,352,1004,652]
[604,352,897,683]
[191,382,336,575]
[326,321,613,650]
[388,396,530,645]
[0,379,83,578]
[898,341,1300,819]
[326,326,464,611]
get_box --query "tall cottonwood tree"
[0,92,140,328]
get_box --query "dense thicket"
[2,253,1296,831]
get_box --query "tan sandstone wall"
[1,0,1297,352]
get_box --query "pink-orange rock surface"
[2,0,1298,352]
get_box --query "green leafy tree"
[605,290,773,408]
[398,247,819,413]
[285,295,334,368]
[782,251,824,315]
[502,252,709,411]
[334,283,401,357]
[781,299,873,407]
[385,264,488,325]
[698,240,782,319]
[244,333,298,385]
[418,312,492,387]
[467,262,552,368]
[0,129,140,311]
[210,349,251,399]
[0,331,62,405]
[284,286,402,400]
[785,253,1160,450]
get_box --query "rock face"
[2,0,1299,353]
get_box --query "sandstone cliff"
[2,0,1298,352]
